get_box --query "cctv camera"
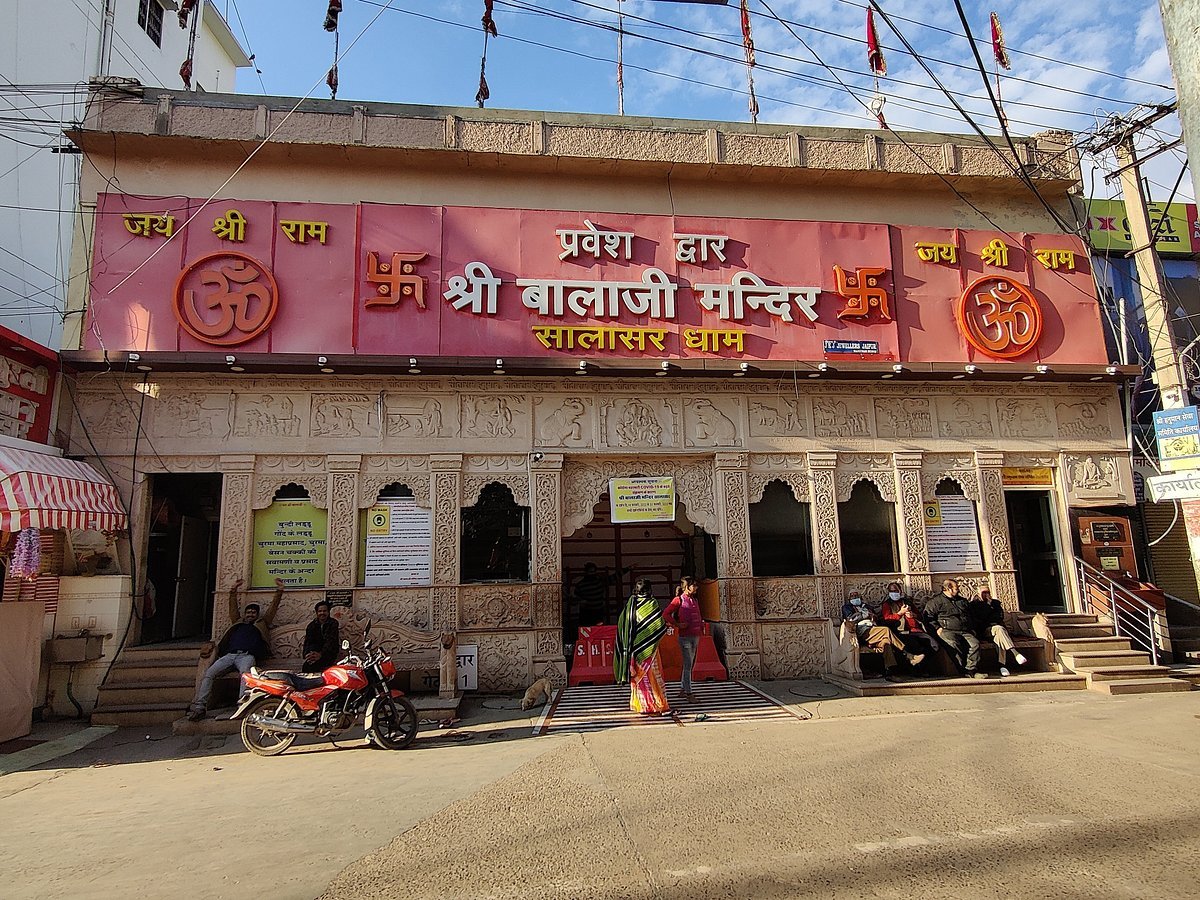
[530,451,545,463]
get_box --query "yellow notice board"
[251,499,328,588]
[1002,467,1053,487]
[609,477,676,524]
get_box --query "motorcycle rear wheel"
[367,696,418,750]
[240,696,300,757]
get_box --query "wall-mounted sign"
[1085,198,1200,256]
[323,589,353,607]
[924,497,984,572]
[1146,471,1200,503]
[0,326,58,445]
[87,195,1108,366]
[457,644,478,691]
[1002,467,1053,486]
[251,499,328,588]
[823,339,881,356]
[363,498,433,587]
[1153,406,1200,464]
[609,477,676,524]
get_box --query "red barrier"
[569,625,618,686]
[658,623,727,683]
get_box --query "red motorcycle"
[232,626,419,756]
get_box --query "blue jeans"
[191,651,255,711]
[679,634,699,695]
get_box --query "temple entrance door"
[1004,489,1067,612]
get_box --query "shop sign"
[609,477,676,524]
[251,499,328,587]
[1085,198,1200,256]
[323,589,353,607]
[363,498,433,587]
[1002,467,1053,486]
[457,644,478,691]
[88,195,1109,366]
[1153,406,1200,463]
[1146,471,1200,503]
[924,497,984,572]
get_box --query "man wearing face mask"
[841,590,925,680]
[923,578,985,679]
[880,581,939,658]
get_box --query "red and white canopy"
[0,447,126,532]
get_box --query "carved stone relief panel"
[754,577,821,618]
[719,470,752,578]
[431,585,457,633]
[326,472,359,588]
[809,468,842,576]
[748,397,808,437]
[600,397,678,449]
[79,394,139,438]
[812,397,872,438]
[355,588,433,630]
[936,397,994,438]
[760,622,828,678]
[874,398,932,438]
[233,393,305,438]
[834,471,896,503]
[458,585,533,629]
[729,622,760,652]
[359,473,431,509]
[461,395,525,439]
[724,578,756,623]
[747,472,811,504]
[215,472,252,628]
[533,396,594,448]
[432,471,461,585]
[152,392,230,439]
[535,629,563,659]
[817,576,845,617]
[896,467,929,573]
[996,398,1053,438]
[684,397,742,448]
[725,651,761,680]
[463,473,530,507]
[978,467,1014,570]
[920,454,980,501]
[1063,453,1131,503]
[474,632,533,692]
[464,455,529,473]
[384,396,456,439]
[1055,397,1117,440]
[252,473,328,510]
[311,394,379,438]
[535,658,568,689]
[533,583,562,629]
[561,457,716,536]
[532,472,562,584]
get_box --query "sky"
[215,0,1191,203]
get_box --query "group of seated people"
[842,578,1029,681]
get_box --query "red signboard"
[0,325,58,445]
[86,195,1108,365]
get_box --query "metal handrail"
[1074,558,1170,665]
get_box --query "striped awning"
[0,447,127,532]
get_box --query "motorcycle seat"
[259,671,327,690]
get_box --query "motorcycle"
[232,624,419,756]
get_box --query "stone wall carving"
[809,465,841,576]
[532,471,562,584]
[431,585,457,633]
[1064,453,1128,502]
[920,454,980,501]
[431,471,461,585]
[252,474,328,510]
[461,396,523,438]
[463,473,530,507]
[152,392,230,439]
[760,622,828,678]
[684,398,741,447]
[1056,398,1115,440]
[215,471,252,629]
[474,632,533,692]
[534,396,593,447]
[355,588,433,630]
[233,394,304,438]
[600,397,678,449]
[81,396,139,437]
[813,397,872,438]
[326,472,359,588]
[748,397,807,436]
[533,584,562,629]
[996,398,1053,438]
[724,578,756,623]
[385,396,454,438]
[311,394,379,438]
[359,473,431,508]
[875,398,932,437]
[978,467,1014,570]
[754,577,821,618]
[561,457,716,535]
[458,585,533,629]
[937,397,994,438]
[834,470,896,503]
[896,465,929,573]
[535,629,562,658]
[725,651,762,680]
[747,472,812,503]
[719,468,752,578]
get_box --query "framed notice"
[251,500,328,588]
[609,477,676,524]
[363,498,433,587]
[924,497,984,572]
[1153,406,1200,463]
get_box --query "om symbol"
[174,251,279,346]
[956,276,1042,359]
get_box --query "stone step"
[1047,623,1113,639]
[1084,665,1173,682]
[1060,650,1154,671]
[1170,637,1200,652]
[1087,678,1193,695]
[95,682,194,706]
[116,645,203,664]
[92,703,189,726]
[1043,613,1101,626]
[1053,636,1133,654]
[828,672,1087,698]
[1167,665,1200,685]
[107,660,197,685]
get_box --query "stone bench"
[832,620,1047,680]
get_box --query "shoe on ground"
[186,709,205,722]
[1014,652,1028,666]
[883,671,901,682]
[684,692,700,703]
[972,672,989,679]
[999,666,1010,677]
[907,653,926,666]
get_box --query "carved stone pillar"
[715,452,759,678]
[215,455,255,634]
[531,453,566,685]
[894,451,931,595]
[808,452,843,616]
[976,451,1018,608]
[127,471,153,644]
[429,454,462,633]
[325,454,361,589]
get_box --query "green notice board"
[251,499,328,588]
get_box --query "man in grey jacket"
[924,578,984,678]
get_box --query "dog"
[520,677,553,710]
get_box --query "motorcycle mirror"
[341,639,350,651]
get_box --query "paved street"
[3,684,1199,900]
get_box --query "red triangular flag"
[482,0,498,38]
[867,9,886,77]
[740,0,756,67]
[990,11,1011,70]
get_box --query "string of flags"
[478,1,499,107]
[865,7,887,128]
[326,2,342,100]
[177,0,200,89]
[990,10,1011,127]
[740,0,759,124]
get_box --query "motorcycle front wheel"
[240,696,300,757]
[366,696,418,750]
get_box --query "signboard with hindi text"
[1146,471,1200,503]
[1002,467,1053,487]
[924,497,984,572]
[1085,198,1200,256]
[1153,406,1200,464]
[251,499,328,588]
[363,498,433,587]
[609,477,677,524]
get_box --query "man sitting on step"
[969,587,1028,677]
[187,577,284,721]
[924,578,986,679]
[842,590,926,681]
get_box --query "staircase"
[91,642,201,726]
[1042,611,1190,695]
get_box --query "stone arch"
[359,475,431,509]
[561,456,717,536]
[252,477,328,510]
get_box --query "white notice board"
[364,498,433,586]
[924,497,984,572]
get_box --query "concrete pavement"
[2,684,1198,899]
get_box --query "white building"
[1,0,250,347]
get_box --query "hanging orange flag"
[867,9,887,77]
